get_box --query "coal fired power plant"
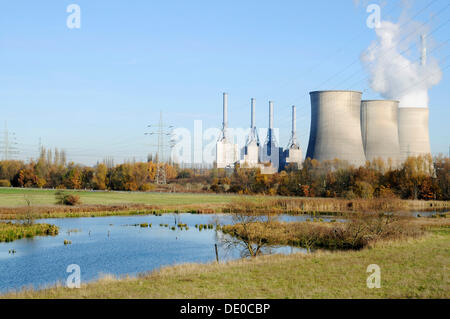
[213,28,437,172]
[215,88,432,173]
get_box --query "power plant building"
[361,100,401,166]
[260,101,282,173]
[306,90,366,167]
[282,105,303,169]
[216,93,239,168]
[240,98,261,168]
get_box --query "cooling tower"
[306,90,366,166]
[361,100,401,166]
[398,107,431,161]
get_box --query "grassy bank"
[3,226,448,299]
[0,188,448,220]
[0,222,59,242]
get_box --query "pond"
[0,213,331,294]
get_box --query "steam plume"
[361,13,442,108]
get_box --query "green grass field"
[0,187,246,207]
[4,228,449,299]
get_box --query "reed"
[224,197,449,216]
[0,193,447,221]
[0,222,59,242]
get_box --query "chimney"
[292,105,296,137]
[222,92,228,140]
[421,34,427,66]
[269,101,274,129]
[251,98,256,129]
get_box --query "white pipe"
[269,101,274,129]
[223,92,228,129]
[421,34,427,66]
[251,98,255,129]
[292,105,296,136]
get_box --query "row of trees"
[210,155,449,201]
[0,148,177,191]
[0,149,448,200]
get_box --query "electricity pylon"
[145,111,174,185]
[0,121,19,160]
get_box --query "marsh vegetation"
[0,222,59,242]
[220,213,426,253]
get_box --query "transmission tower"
[0,121,19,160]
[145,111,174,185]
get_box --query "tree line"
[209,155,449,201]
[0,148,448,200]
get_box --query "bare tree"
[219,205,278,258]
[23,195,35,226]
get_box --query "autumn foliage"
[0,149,448,201]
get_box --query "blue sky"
[0,0,448,165]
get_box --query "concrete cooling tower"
[398,107,431,161]
[361,100,401,166]
[306,90,366,167]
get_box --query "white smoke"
[361,12,442,108]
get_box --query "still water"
[0,213,328,293]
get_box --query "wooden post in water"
[214,244,219,263]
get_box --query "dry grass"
[3,227,448,299]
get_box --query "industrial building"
[361,100,401,167]
[281,105,303,170]
[216,94,303,173]
[306,90,367,167]
[240,98,261,168]
[215,93,239,168]
[260,101,282,173]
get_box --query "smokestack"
[222,92,228,141]
[292,105,296,136]
[269,101,274,129]
[223,93,228,130]
[246,98,260,146]
[251,98,255,129]
[421,34,427,66]
[288,105,299,149]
